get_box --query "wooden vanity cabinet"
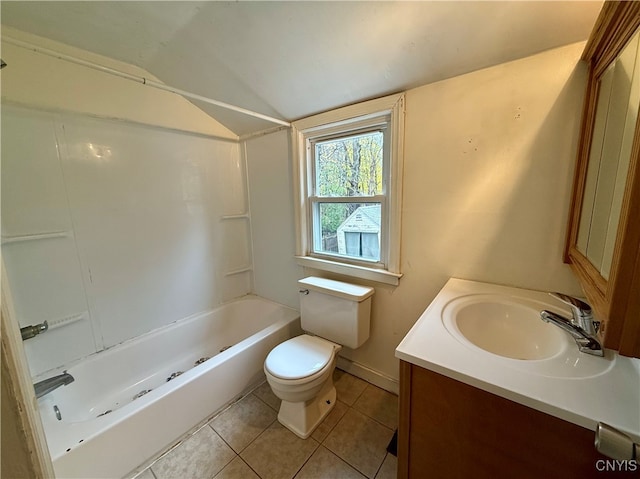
[397,360,632,478]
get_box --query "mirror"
[566,1,640,358]
[577,31,639,279]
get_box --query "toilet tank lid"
[298,277,374,301]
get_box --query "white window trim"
[292,93,405,286]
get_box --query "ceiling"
[1,1,603,136]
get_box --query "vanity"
[395,3,640,477]
[395,279,640,478]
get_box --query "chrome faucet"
[540,293,603,357]
[34,371,74,399]
[549,292,598,335]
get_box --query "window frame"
[292,93,405,285]
[309,125,387,266]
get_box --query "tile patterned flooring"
[132,369,398,479]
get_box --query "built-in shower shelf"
[1,231,71,245]
[220,214,250,220]
[225,266,252,276]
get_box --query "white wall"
[1,27,236,140]
[1,30,250,376]
[247,42,586,384]
[245,130,303,309]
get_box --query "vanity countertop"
[395,278,640,442]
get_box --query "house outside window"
[338,205,381,259]
[292,94,405,285]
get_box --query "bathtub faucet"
[20,320,48,341]
[34,371,74,399]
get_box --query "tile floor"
[132,369,398,479]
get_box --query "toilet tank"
[298,277,374,349]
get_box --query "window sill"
[295,256,402,286]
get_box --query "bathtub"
[35,295,301,479]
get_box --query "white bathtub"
[36,295,301,478]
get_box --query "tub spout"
[34,371,74,399]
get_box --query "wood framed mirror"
[565,1,640,358]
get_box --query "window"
[292,94,404,285]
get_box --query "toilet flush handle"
[299,289,309,295]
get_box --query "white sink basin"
[443,295,566,360]
[449,299,564,360]
[439,291,615,378]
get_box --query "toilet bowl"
[264,334,342,438]
[263,277,374,439]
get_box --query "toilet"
[264,276,374,439]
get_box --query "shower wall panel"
[1,105,251,376]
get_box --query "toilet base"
[277,377,337,439]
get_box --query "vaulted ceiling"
[1,1,603,136]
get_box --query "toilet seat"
[265,335,337,381]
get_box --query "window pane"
[315,202,381,262]
[315,131,383,197]
[361,233,380,259]
[345,232,361,256]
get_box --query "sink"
[396,278,635,442]
[443,295,566,360]
[440,292,615,378]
